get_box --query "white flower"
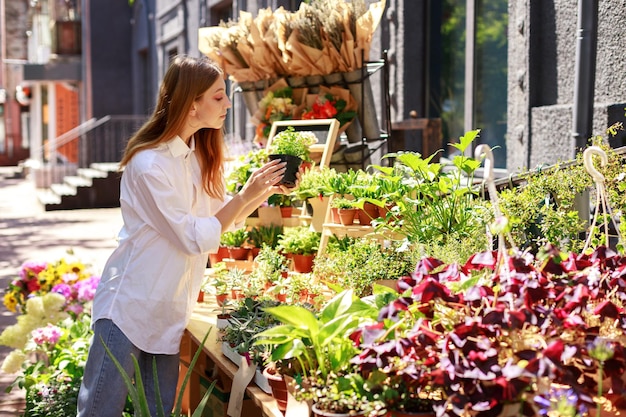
[1,349,27,374]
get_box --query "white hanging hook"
[583,146,608,184]
[474,144,494,182]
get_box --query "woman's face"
[192,77,232,130]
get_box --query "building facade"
[3,0,626,176]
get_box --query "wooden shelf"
[317,195,404,255]
[181,301,283,417]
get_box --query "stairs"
[37,162,122,211]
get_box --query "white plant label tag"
[226,355,256,417]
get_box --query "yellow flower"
[3,292,17,312]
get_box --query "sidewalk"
[0,167,123,416]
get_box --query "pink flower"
[66,303,84,316]
[75,275,100,302]
[31,324,63,346]
[52,283,72,299]
[19,261,47,280]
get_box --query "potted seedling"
[207,262,231,307]
[267,126,317,187]
[330,196,357,226]
[220,228,250,260]
[293,167,337,231]
[277,226,321,273]
[267,193,295,218]
[247,224,284,256]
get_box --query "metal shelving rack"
[231,51,392,170]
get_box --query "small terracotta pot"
[330,207,341,224]
[215,293,229,307]
[228,246,250,260]
[208,246,229,267]
[231,288,244,300]
[357,201,380,225]
[280,206,293,218]
[263,368,288,413]
[196,291,204,302]
[293,253,315,273]
[338,208,357,225]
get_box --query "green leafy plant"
[267,126,317,162]
[219,297,280,363]
[220,228,248,248]
[267,193,294,208]
[255,290,393,415]
[330,196,355,209]
[205,262,230,295]
[254,290,378,380]
[247,224,284,249]
[313,238,416,297]
[277,226,321,256]
[225,148,268,194]
[292,166,337,201]
[372,129,491,248]
[497,137,626,254]
[327,169,360,197]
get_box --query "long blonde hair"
[120,55,226,199]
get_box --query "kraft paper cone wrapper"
[284,30,323,76]
[304,85,357,115]
[355,0,386,66]
[343,68,381,140]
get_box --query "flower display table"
[179,300,283,417]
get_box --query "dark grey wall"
[507,0,626,172]
[89,1,133,118]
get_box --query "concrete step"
[50,182,77,196]
[77,167,108,179]
[38,163,122,211]
[65,175,92,188]
[37,188,63,210]
[90,162,121,175]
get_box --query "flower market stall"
[4,124,626,416]
[198,0,389,157]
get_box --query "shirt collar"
[167,136,195,158]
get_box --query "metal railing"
[29,115,146,189]
[80,115,147,168]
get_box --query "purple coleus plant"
[351,245,626,417]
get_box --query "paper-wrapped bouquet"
[198,0,386,83]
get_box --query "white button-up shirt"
[92,136,234,354]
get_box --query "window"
[437,0,508,167]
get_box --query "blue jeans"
[77,319,180,417]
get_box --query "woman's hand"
[239,159,287,200]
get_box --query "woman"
[77,55,288,416]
